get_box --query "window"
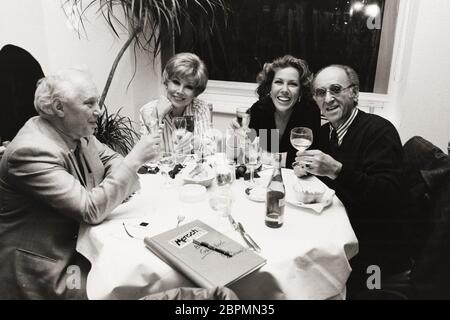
[173,0,406,114]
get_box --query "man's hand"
[295,150,342,180]
[124,133,162,171]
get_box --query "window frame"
[193,0,415,115]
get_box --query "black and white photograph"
[0,0,449,308]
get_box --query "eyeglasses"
[313,84,355,99]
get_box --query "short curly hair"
[256,55,313,100]
[162,52,209,96]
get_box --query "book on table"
[144,219,266,289]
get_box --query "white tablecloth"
[76,169,358,300]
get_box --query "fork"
[176,215,185,228]
[227,215,256,251]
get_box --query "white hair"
[34,68,92,117]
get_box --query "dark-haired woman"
[231,55,320,168]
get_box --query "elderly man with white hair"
[0,69,161,299]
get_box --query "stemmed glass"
[172,117,187,162]
[290,127,313,180]
[235,108,251,165]
[141,109,161,169]
[243,137,261,188]
[141,108,159,134]
[290,127,313,153]
[215,157,236,187]
[158,152,176,188]
[236,107,250,129]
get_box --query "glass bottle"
[265,153,285,228]
[204,103,224,156]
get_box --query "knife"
[237,222,261,252]
[227,215,254,250]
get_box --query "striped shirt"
[139,96,211,153]
[329,108,359,146]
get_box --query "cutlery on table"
[227,215,260,252]
[237,222,261,252]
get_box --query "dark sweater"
[317,110,410,275]
[248,96,321,168]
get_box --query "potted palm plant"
[63,0,228,154]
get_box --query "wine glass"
[290,127,313,153]
[236,107,250,129]
[158,152,176,188]
[141,108,161,169]
[184,115,195,133]
[215,159,236,187]
[172,117,187,162]
[243,137,261,188]
[141,108,159,134]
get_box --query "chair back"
[403,136,450,299]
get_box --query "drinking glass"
[184,115,195,133]
[208,186,234,232]
[225,128,240,163]
[290,127,313,153]
[215,159,236,187]
[209,187,233,218]
[141,109,161,169]
[172,117,187,162]
[236,107,250,129]
[243,137,261,188]
[141,108,159,134]
[158,152,176,188]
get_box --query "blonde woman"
[139,52,210,155]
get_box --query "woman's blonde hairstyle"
[162,52,208,96]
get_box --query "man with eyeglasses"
[0,69,161,299]
[296,65,411,298]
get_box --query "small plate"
[286,189,335,214]
[245,186,266,202]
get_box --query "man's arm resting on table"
[7,145,139,225]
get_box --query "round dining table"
[76,167,358,300]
